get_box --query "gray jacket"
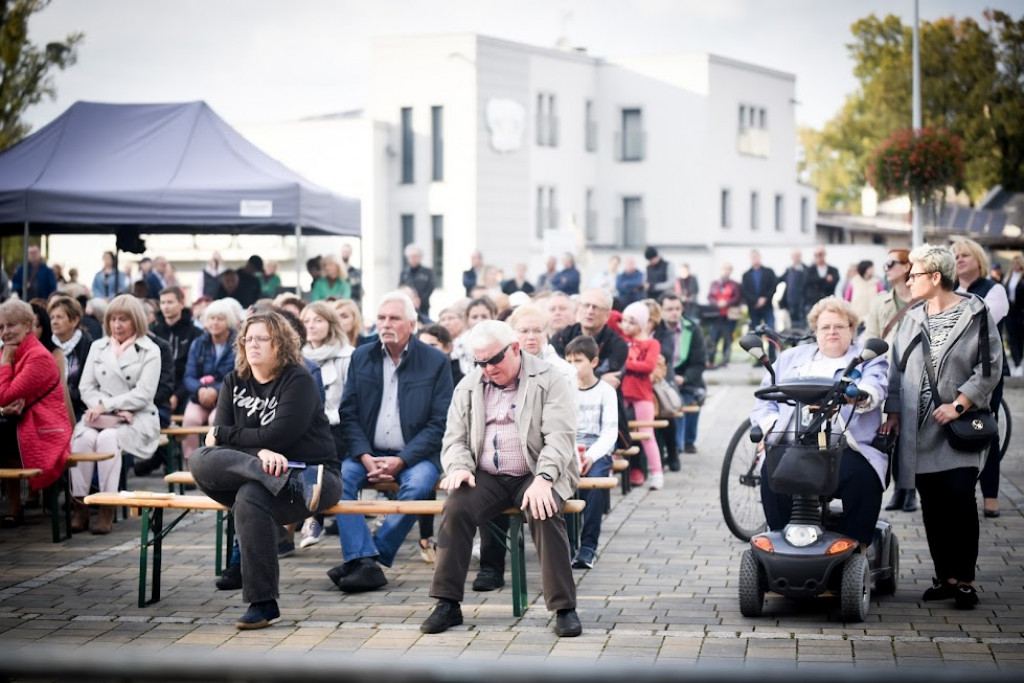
[885,294,1002,487]
[441,352,579,502]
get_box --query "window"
[738,105,746,133]
[536,93,558,147]
[400,107,414,184]
[536,185,558,237]
[774,194,784,232]
[548,94,558,147]
[750,191,759,231]
[585,188,597,240]
[431,215,444,281]
[800,197,809,233]
[622,196,644,247]
[737,102,770,157]
[620,108,645,161]
[720,189,731,228]
[759,108,767,130]
[431,106,443,181]
[548,187,559,233]
[585,100,597,152]
[400,214,415,262]
[536,93,545,146]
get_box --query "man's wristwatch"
[538,472,554,483]
[954,402,965,415]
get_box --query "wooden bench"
[158,425,212,479]
[628,419,670,430]
[83,491,585,616]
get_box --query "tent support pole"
[294,224,302,299]
[21,222,29,299]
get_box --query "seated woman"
[190,309,341,630]
[750,296,889,549]
[47,295,94,421]
[71,295,161,534]
[0,300,72,528]
[181,299,239,465]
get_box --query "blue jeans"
[675,388,702,449]
[335,457,440,567]
[577,456,613,559]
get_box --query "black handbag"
[920,333,998,453]
[765,434,846,497]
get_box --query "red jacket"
[0,334,71,490]
[622,338,660,403]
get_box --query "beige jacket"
[441,352,579,501]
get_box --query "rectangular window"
[536,93,546,146]
[623,196,644,247]
[431,106,443,181]
[720,189,731,228]
[774,194,784,232]
[759,108,767,130]
[585,100,597,152]
[400,214,415,262]
[800,197,809,233]
[621,108,644,161]
[431,215,444,282]
[738,105,746,133]
[400,107,414,184]
[536,186,546,238]
[548,94,558,147]
[750,191,759,231]
[548,187,558,232]
[585,188,596,240]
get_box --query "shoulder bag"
[919,331,997,453]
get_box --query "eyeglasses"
[515,327,546,337]
[579,302,607,311]
[883,260,908,270]
[817,324,850,333]
[473,344,511,367]
[906,271,935,282]
[241,335,272,346]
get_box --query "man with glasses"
[326,291,454,593]
[550,288,628,385]
[805,246,841,316]
[421,320,581,637]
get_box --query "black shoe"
[133,455,162,477]
[984,508,1001,518]
[955,584,979,610]
[235,600,280,630]
[922,578,956,601]
[277,538,295,558]
[884,489,906,511]
[472,568,505,592]
[553,609,582,637]
[420,601,463,634]
[902,489,918,512]
[215,564,242,590]
[684,443,697,454]
[333,557,387,593]
[667,459,681,472]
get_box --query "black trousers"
[761,447,883,545]
[917,466,979,583]
[978,377,1004,499]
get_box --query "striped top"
[919,299,968,424]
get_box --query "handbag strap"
[22,378,61,413]
[881,296,921,339]
[918,333,946,409]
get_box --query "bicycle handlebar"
[749,323,813,349]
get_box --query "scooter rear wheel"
[875,535,899,596]
[738,549,765,617]
[840,553,870,622]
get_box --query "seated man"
[421,320,582,637]
[327,292,453,592]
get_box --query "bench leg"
[46,474,71,543]
[215,510,224,576]
[508,514,528,617]
[150,508,164,605]
[565,501,580,558]
[214,510,236,576]
[138,508,152,608]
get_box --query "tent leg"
[22,222,29,299]
[294,224,302,300]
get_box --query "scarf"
[112,335,137,358]
[53,329,83,356]
[302,342,345,366]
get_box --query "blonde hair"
[104,295,148,338]
[909,243,956,290]
[47,295,83,323]
[333,299,364,347]
[951,238,990,278]
[508,304,548,330]
[807,296,859,332]
[643,298,662,330]
[301,300,348,348]
[235,310,302,380]
[0,299,34,327]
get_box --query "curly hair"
[235,310,303,380]
[807,296,859,332]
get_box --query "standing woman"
[310,255,351,302]
[91,251,129,300]
[1006,255,1024,378]
[191,310,341,630]
[181,300,239,466]
[881,244,1002,610]
[0,300,72,527]
[48,295,94,420]
[71,295,161,533]
[619,301,665,489]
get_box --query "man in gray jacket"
[421,320,581,637]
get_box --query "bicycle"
[720,325,812,542]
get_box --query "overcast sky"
[25,0,1005,134]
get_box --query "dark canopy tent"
[0,100,360,292]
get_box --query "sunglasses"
[884,260,908,270]
[474,344,511,368]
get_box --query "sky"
[23,0,1012,134]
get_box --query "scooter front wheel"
[840,553,870,622]
[738,549,765,617]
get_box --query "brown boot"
[71,498,89,533]
[91,506,114,535]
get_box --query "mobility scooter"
[736,335,898,622]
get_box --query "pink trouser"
[625,398,662,475]
[70,428,121,496]
[182,400,214,463]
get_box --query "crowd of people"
[0,234,1016,628]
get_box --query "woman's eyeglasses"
[474,344,511,367]
[906,271,934,282]
[883,260,908,270]
[241,335,272,346]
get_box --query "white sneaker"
[299,517,323,548]
[471,540,481,561]
[648,473,665,490]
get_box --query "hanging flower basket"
[868,127,964,205]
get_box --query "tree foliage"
[0,0,82,150]
[806,10,1024,209]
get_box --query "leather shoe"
[884,489,906,511]
[984,508,1001,518]
[472,568,505,592]
[902,489,918,512]
[420,601,463,634]
[553,609,582,637]
[332,558,387,593]
[215,564,242,590]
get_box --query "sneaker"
[922,577,956,601]
[955,584,979,610]
[291,464,323,513]
[299,518,324,549]
[572,549,595,569]
[471,540,481,561]
[215,564,242,590]
[648,472,665,490]
[629,469,645,486]
[420,600,463,634]
[277,538,295,558]
[419,537,436,563]
[235,600,280,630]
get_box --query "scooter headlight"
[784,524,820,547]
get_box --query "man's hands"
[360,454,405,483]
[439,469,476,492]
[521,476,557,520]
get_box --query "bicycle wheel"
[720,419,767,541]
[998,396,1012,459]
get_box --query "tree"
[807,11,1024,210]
[0,0,82,150]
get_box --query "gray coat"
[74,335,161,459]
[885,294,1003,488]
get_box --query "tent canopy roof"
[0,101,359,237]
